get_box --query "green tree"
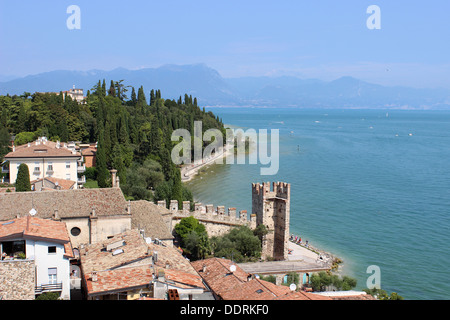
[96,131,109,188]
[0,125,10,161]
[211,226,262,262]
[15,163,31,192]
[175,216,210,260]
[310,271,357,292]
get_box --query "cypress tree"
[15,163,31,192]
[108,80,116,97]
[112,144,126,185]
[102,80,107,97]
[150,89,155,106]
[171,169,183,209]
[0,125,10,161]
[130,87,137,105]
[96,130,109,188]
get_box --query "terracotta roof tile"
[80,229,151,275]
[0,188,128,221]
[192,257,332,300]
[0,216,73,258]
[130,200,173,240]
[31,177,76,190]
[5,141,81,158]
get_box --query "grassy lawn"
[84,179,99,188]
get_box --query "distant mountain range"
[1,64,449,109]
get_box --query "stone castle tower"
[252,182,290,261]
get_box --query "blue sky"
[1,0,449,88]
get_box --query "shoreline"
[181,144,234,182]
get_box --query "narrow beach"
[181,144,234,182]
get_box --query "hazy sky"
[1,0,449,88]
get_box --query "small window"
[66,162,71,169]
[66,173,71,180]
[48,268,57,284]
[71,227,81,236]
[48,246,57,254]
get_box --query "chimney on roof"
[91,207,96,217]
[202,265,207,273]
[53,209,60,221]
[91,272,98,282]
[127,200,131,214]
[110,169,118,188]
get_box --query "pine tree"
[15,163,31,192]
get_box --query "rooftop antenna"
[29,197,37,216]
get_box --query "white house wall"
[9,157,79,189]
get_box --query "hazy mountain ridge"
[1,64,449,109]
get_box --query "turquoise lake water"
[185,107,450,300]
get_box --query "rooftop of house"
[0,215,73,258]
[191,257,332,300]
[0,188,128,221]
[31,177,76,191]
[79,229,151,275]
[81,228,205,297]
[80,229,196,275]
[81,146,97,156]
[84,263,205,297]
[130,200,174,241]
[5,137,81,159]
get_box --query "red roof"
[0,216,73,258]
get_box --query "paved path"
[238,242,330,275]
[181,145,233,182]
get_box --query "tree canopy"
[0,81,225,204]
[15,163,31,192]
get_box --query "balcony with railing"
[77,176,86,184]
[35,282,63,294]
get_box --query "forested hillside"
[0,80,225,207]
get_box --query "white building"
[63,86,85,103]
[3,137,85,189]
[0,215,74,299]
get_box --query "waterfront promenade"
[181,144,233,181]
[238,241,331,285]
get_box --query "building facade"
[0,216,74,299]
[4,137,85,189]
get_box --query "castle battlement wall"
[159,181,290,260]
[157,200,256,237]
